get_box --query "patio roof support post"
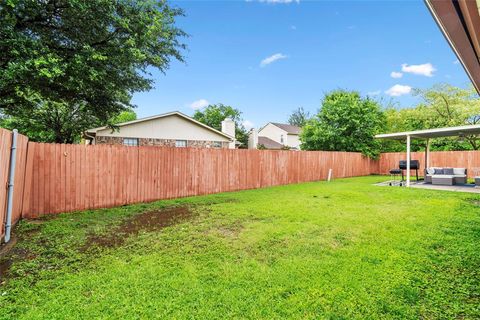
[406,135,411,187]
[425,138,431,171]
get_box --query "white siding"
[258,123,300,149]
[287,134,301,149]
[258,123,287,144]
[95,114,230,142]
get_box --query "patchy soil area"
[0,205,195,284]
[82,206,194,250]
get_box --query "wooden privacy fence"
[377,151,480,178]
[21,143,376,218]
[5,125,480,240]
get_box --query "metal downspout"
[4,129,18,243]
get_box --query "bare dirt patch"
[0,226,41,282]
[82,206,194,251]
[0,239,37,283]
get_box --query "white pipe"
[406,135,411,187]
[327,168,332,182]
[4,129,18,243]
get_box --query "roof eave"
[425,0,480,94]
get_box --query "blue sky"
[131,0,472,129]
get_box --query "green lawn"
[1,176,479,319]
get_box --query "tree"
[0,0,186,143]
[381,84,480,152]
[288,107,310,127]
[300,90,385,158]
[110,110,137,125]
[413,84,480,150]
[192,104,248,147]
[381,106,431,152]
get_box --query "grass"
[1,176,479,319]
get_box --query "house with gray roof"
[248,122,301,150]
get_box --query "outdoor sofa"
[424,167,467,186]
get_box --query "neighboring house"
[248,122,301,150]
[84,111,236,149]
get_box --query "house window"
[280,135,284,144]
[123,138,138,146]
[175,140,187,148]
[213,141,222,148]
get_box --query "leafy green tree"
[382,84,480,152]
[381,106,431,152]
[287,107,310,127]
[110,110,137,125]
[300,90,385,158]
[413,84,480,150]
[192,104,248,147]
[0,0,186,142]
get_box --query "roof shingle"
[257,137,284,149]
[270,123,301,134]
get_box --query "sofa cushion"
[426,167,435,175]
[453,168,466,175]
[434,168,444,174]
[443,168,454,175]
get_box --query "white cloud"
[260,53,288,67]
[385,84,412,97]
[189,99,209,110]
[367,90,381,96]
[401,63,436,77]
[390,71,403,79]
[243,120,254,130]
[453,59,460,64]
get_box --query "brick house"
[84,111,236,149]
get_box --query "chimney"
[221,118,236,149]
[248,128,258,149]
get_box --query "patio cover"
[375,124,480,187]
[375,124,480,140]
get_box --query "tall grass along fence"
[3,127,480,241]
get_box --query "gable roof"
[85,111,234,140]
[270,123,301,134]
[257,137,284,150]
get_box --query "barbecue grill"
[399,160,420,181]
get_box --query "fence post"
[4,129,18,243]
